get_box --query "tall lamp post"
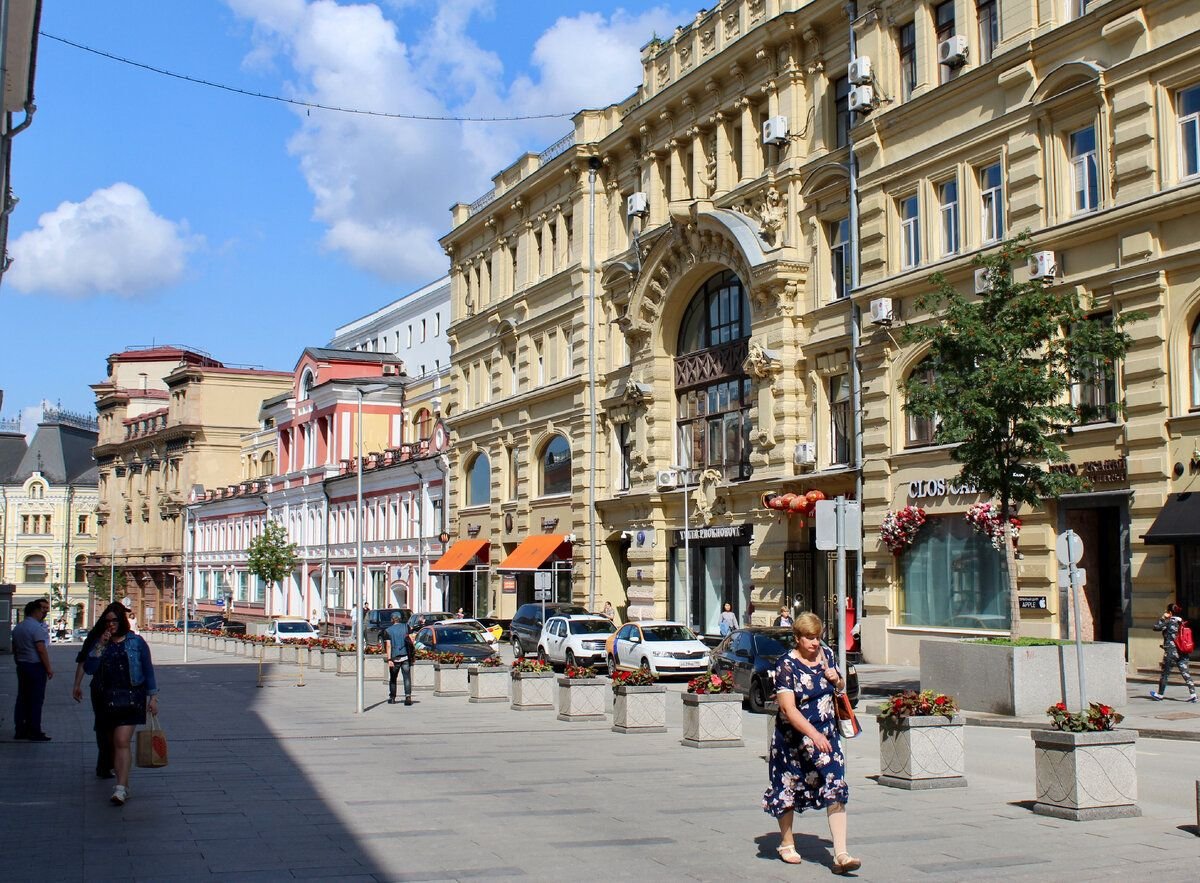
[108,535,122,604]
[670,466,691,632]
[354,381,390,715]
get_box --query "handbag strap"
[145,712,161,732]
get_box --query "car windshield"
[434,627,486,644]
[753,634,789,657]
[569,620,615,635]
[278,622,314,633]
[643,625,696,642]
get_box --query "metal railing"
[468,190,497,216]
[537,131,575,165]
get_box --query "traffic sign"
[814,500,862,551]
[1057,567,1087,589]
[1056,530,1084,566]
[533,570,553,601]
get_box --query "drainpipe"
[848,1,865,650]
[586,155,602,612]
[411,464,425,613]
[321,482,330,630]
[62,485,73,625]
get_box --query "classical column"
[713,113,731,196]
[739,98,759,182]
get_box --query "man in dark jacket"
[384,613,414,706]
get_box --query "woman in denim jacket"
[82,604,159,805]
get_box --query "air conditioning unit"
[626,192,649,217]
[848,56,873,85]
[793,443,816,469]
[938,35,969,68]
[761,115,789,146]
[848,84,877,114]
[1030,250,1058,280]
[655,469,679,490]
[974,268,993,294]
[868,297,895,326]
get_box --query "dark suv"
[510,602,589,657]
[364,608,413,646]
[710,626,859,713]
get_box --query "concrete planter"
[878,714,967,789]
[920,640,1127,716]
[680,692,744,748]
[320,649,339,672]
[260,643,284,663]
[434,663,469,696]
[305,646,322,669]
[336,651,357,676]
[511,671,555,710]
[411,660,436,691]
[238,640,253,657]
[613,684,667,733]
[363,654,387,682]
[469,666,510,703]
[1031,729,1140,820]
[556,677,608,721]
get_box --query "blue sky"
[0,1,687,432]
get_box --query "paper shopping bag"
[135,713,169,768]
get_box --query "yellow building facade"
[442,0,1200,669]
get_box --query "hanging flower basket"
[880,505,927,555]
[965,502,1021,551]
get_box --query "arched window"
[905,360,940,448]
[1191,317,1200,410]
[261,450,275,476]
[414,408,432,440]
[465,453,491,507]
[74,554,87,583]
[24,554,47,583]
[28,481,44,500]
[675,270,753,480]
[300,369,316,401]
[541,435,571,496]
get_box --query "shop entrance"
[1063,503,1128,645]
[669,524,752,635]
[784,548,856,629]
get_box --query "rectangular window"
[906,363,940,447]
[977,0,998,64]
[561,327,573,376]
[1179,85,1200,180]
[830,375,851,465]
[508,350,518,394]
[21,514,29,533]
[938,179,960,256]
[830,218,851,300]
[78,515,89,535]
[900,194,921,269]
[901,516,1009,629]
[535,338,545,386]
[834,76,851,148]
[420,319,427,342]
[1072,0,1091,20]
[980,162,1004,243]
[731,123,743,181]
[898,22,917,102]
[935,1,955,85]
[564,214,574,263]
[617,422,632,492]
[406,324,413,347]
[1069,126,1098,214]
[1071,315,1118,425]
[533,230,543,278]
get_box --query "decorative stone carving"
[744,341,784,381]
[748,0,766,25]
[700,26,716,55]
[724,8,740,39]
[694,468,728,526]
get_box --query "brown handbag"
[835,691,861,739]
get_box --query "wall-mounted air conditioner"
[848,84,877,114]
[938,36,969,68]
[868,297,895,326]
[1030,250,1058,280]
[655,469,679,490]
[848,56,873,85]
[974,268,993,294]
[793,443,816,469]
[761,116,789,146]
[626,192,649,217]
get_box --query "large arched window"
[24,554,47,583]
[74,554,87,583]
[261,450,275,477]
[300,369,316,401]
[541,435,571,496]
[414,408,432,441]
[905,360,940,448]
[1191,317,1200,410]
[465,453,491,507]
[675,270,753,480]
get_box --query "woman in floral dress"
[763,613,860,873]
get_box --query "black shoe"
[14,731,30,741]
[96,768,116,780]
[388,697,396,704]
[28,733,51,742]
[403,696,413,706]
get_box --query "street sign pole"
[1057,530,1088,711]
[835,497,848,681]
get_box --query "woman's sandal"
[777,844,803,864]
[832,853,862,875]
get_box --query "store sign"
[501,575,517,594]
[1049,457,1127,485]
[1019,596,1048,610]
[906,476,980,500]
[674,524,753,546]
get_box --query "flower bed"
[686,672,732,694]
[1032,706,1138,820]
[610,668,656,691]
[1045,702,1123,732]
[511,660,555,710]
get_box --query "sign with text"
[1049,457,1127,485]
[533,570,553,601]
[1019,596,1048,610]
[673,523,753,547]
[501,575,517,595]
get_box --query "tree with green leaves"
[902,235,1140,639]
[247,520,299,611]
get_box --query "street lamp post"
[108,535,121,604]
[354,382,389,715]
[671,466,691,631]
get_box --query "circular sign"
[505,513,514,533]
[1055,530,1084,566]
[437,531,450,544]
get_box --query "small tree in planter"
[877,690,966,790]
[469,656,509,703]
[557,664,607,722]
[433,651,468,696]
[1032,702,1138,820]
[611,669,666,734]
[681,673,743,748]
[511,658,555,710]
[247,520,298,619]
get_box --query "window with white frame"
[980,162,1004,243]
[938,179,960,257]
[830,218,851,299]
[906,361,941,447]
[1179,84,1200,180]
[1069,126,1098,214]
[616,422,632,492]
[900,194,921,269]
[977,0,998,64]
[1191,317,1200,410]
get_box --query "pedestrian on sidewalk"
[384,613,414,706]
[1150,603,1196,702]
[774,608,794,628]
[12,598,54,741]
[601,600,615,621]
[72,603,129,778]
[82,603,159,806]
[719,602,737,637]
[763,612,860,874]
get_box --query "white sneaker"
[110,786,127,806]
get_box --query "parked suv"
[364,608,413,646]
[537,614,616,669]
[510,602,589,658]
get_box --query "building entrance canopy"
[1143,493,1200,545]
[498,534,572,571]
[429,539,490,572]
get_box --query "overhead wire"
[40,31,575,123]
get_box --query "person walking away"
[72,603,129,778]
[719,602,738,637]
[13,598,54,740]
[1150,603,1196,702]
[774,608,794,628]
[384,613,414,706]
[82,604,159,805]
[763,612,860,873]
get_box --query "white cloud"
[225,1,686,282]
[7,183,201,298]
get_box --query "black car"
[710,627,860,713]
[365,608,414,646]
[412,623,498,661]
[202,614,227,631]
[509,602,589,657]
[175,620,205,630]
[406,611,453,632]
[221,620,248,635]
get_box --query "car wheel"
[512,637,524,659]
[565,650,577,668]
[537,647,548,664]
[749,676,768,714]
[607,653,618,672]
[640,657,653,677]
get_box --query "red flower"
[1055,702,1067,711]
[935,696,947,705]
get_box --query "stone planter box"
[469,666,510,703]
[511,671,556,710]
[613,684,667,733]
[920,640,1127,716]
[319,649,337,672]
[260,644,284,663]
[363,654,387,682]
[556,677,608,721]
[411,660,436,691]
[1032,729,1140,820]
[306,646,323,669]
[232,640,247,657]
[434,663,469,696]
[878,714,967,789]
[681,692,744,748]
[336,651,357,676]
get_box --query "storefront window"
[671,542,751,635]
[901,515,1009,629]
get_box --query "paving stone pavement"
[1,640,1196,882]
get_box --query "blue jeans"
[388,658,412,699]
[14,661,48,736]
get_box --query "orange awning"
[497,534,571,571]
[429,539,490,573]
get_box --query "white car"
[607,620,710,677]
[440,618,499,650]
[266,619,319,643]
[538,615,616,669]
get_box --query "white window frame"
[938,179,960,257]
[1179,84,1200,181]
[980,163,1004,243]
[900,194,921,269]
[1069,126,1099,214]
